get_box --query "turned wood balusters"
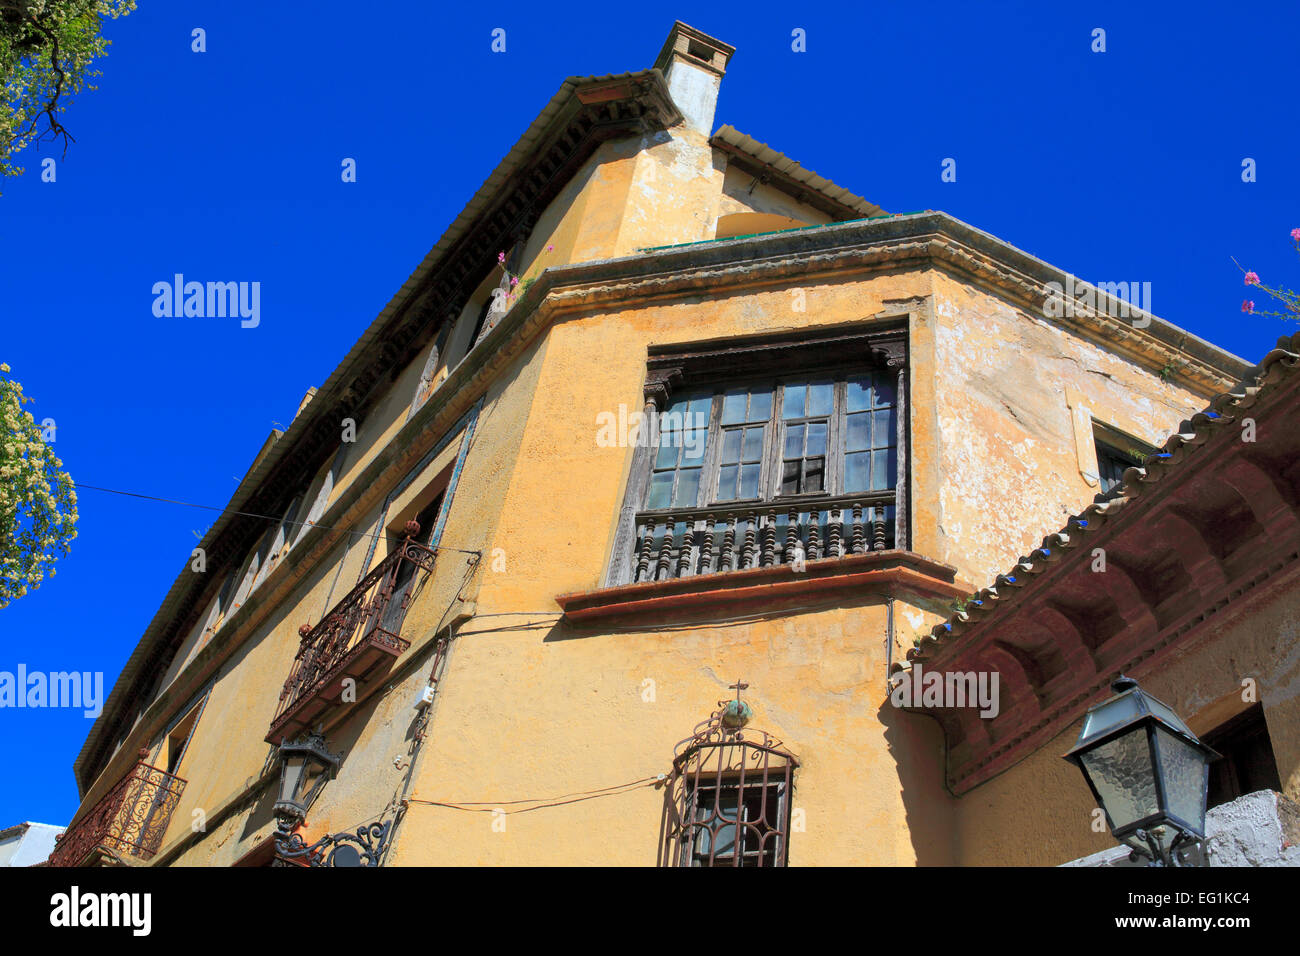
[631,499,893,582]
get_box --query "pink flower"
[1291,228,1300,242]
[509,276,519,286]
[497,251,506,263]
[546,244,554,252]
[1244,271,1260,285]
[1242,299,1255,314]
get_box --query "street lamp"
[273,731,341,836]
[1064,675,1219,866]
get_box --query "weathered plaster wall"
[395,599,957,865]
[718,163,835,226]
[156,332,554,865]
[928,272,1213,588]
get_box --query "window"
[603,325,908,588]
[160,701,203,777]
[1093,421,1153,495]
[645,372,896,511]
[686,776,788,867]
[664,708,798,868]
[1202,705,1282,810]
[647,394,711,509]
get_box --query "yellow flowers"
[0,364,78,608]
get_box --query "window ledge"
[557,550,967,624]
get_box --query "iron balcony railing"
[48,753,187,867]
[632,492,896,583]
[266,538,436,743]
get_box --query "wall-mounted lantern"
[273,731,341,836]
[1064,676,1218,866]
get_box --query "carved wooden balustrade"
[48,754,187,866]
[632,493,896,583]
[266,538,436,743]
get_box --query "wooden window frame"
[602,319,909,588]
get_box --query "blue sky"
[1,1,1297,828]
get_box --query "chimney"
[653,22,735,136]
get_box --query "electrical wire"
[406,775,662,815]
[72,481,482,557]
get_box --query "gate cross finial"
[728,680,749,707]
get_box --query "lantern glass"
[1079,726,1157,833]
[1077,692,1141,746]
[1154,725,1211,835]
[275,733,340,825]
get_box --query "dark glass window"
[1202,705,1282,810]
[686,777,789,867]
[647,393,711,509]
[643,370,898,510]
[1096,440,1141,494]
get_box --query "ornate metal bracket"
[1126,826,1201,867]
[275,820,393,867]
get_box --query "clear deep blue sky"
[1,1,1296,828]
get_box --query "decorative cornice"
[557,549,965,625]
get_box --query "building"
[50,22,1294,867]
[0,822,62,867]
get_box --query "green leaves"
[0,0,135,186]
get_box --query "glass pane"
[871,448,891,490]
[674,467,701,507]
[847,412,869,452]
[742,426,764,461]
[721,389,747,425]
[873,377,896,408]
[873,408,894,448]
[648,472,673,509]
[688,395,713,425]
[1155,727,1209,834]
[666,393,694,415]
[655,440,679,470]
[1080,730,1158,833]
[847,378,871,413]
[1081,694,1142,744]
[682,429,706,465]
[806,422,827,457]
[784,424,805,459]
[749,390,772,422]
[739,463,760,498]
[805,457,825,493]
[717,464,738,501]
[721,429,742,464]
[808,382,833,417]
[782,384,806,420]
[782,460,800,495]
[844,452,868,493]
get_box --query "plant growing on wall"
[0,362,77,607]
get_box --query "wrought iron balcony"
[266,538,436,744]
[48,752,187,867]
[632,492,896,583]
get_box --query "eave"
[74,69,681,795]
[899,332,1300,794]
